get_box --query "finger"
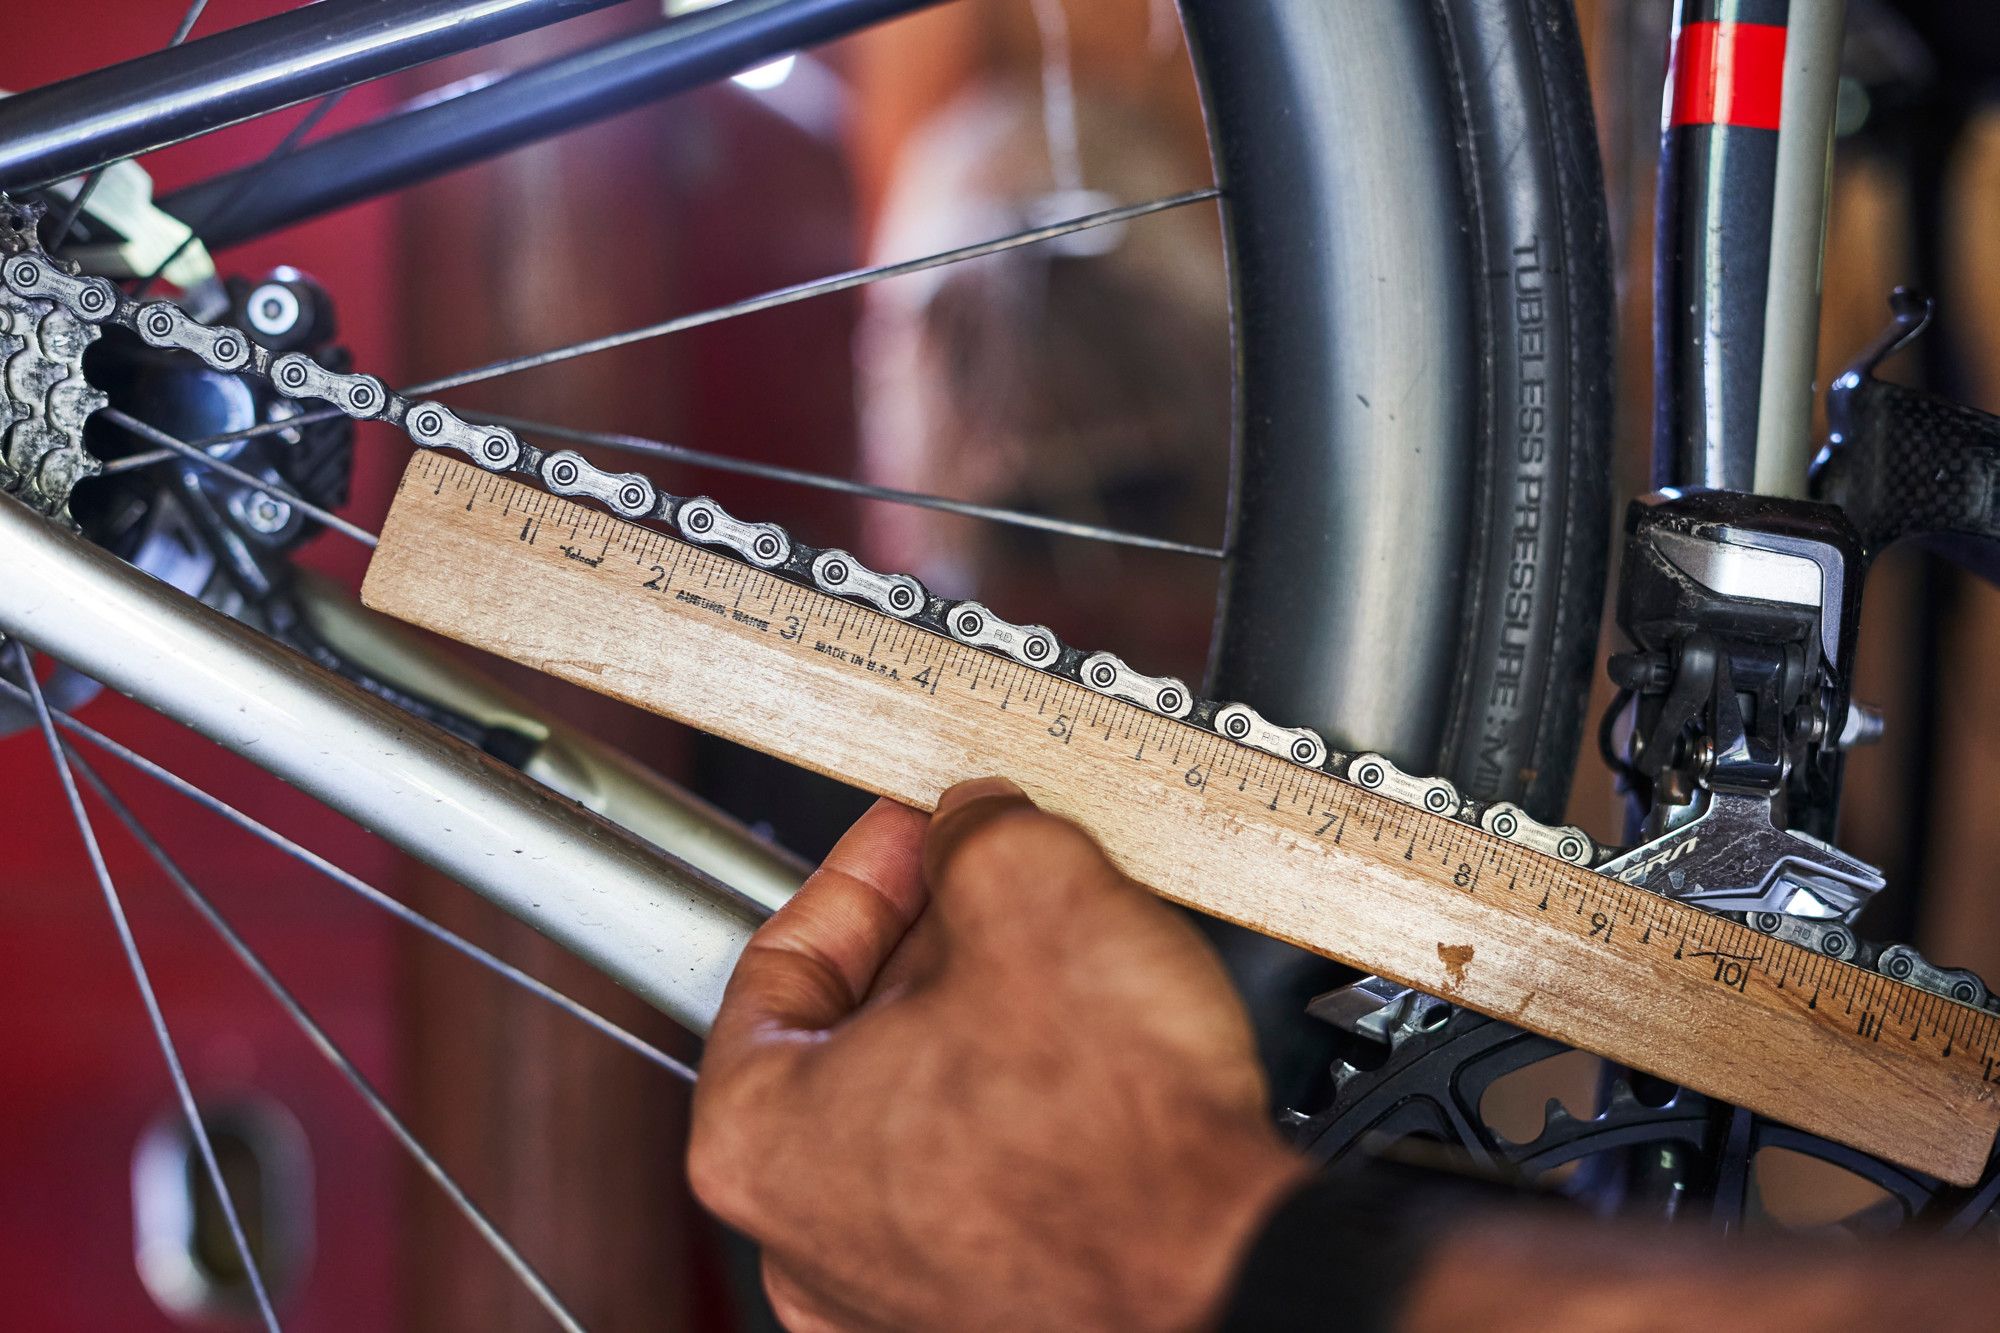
[924,778,1124,926]
[761,1258,842,1333]
[922,776,1039,887]
[763,1254,888,1333]
[863,906,946,1002]
[710,798,930,1053]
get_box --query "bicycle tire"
[1183,0,1613,1102]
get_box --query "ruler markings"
[363,454,2000,1184]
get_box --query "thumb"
[923,777,1138,932]
[707,798,929,1066]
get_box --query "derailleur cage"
[1600,487,1883,920]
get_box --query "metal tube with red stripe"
[1654,0,1845,496]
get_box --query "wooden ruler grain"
[364,453,2000,1185]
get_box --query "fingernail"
[934,777,1028,818]
[925,779,1034,882]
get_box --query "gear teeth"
[0,222,107,520]
[1213,701,1328,768]
[1345,752,1462,818]
[1488,1097,1573,1152]
[1503,1081,1679,1157]
[945,601,1059,669]
[1601,1078,1666,1115]
[1079,652,1193,718]
[811,550,924,619]
[1480,801,1596,866]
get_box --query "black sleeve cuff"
[1218,1156,1530,1333]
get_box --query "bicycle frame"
[156,0,960,251]
[0,0,633,190]
[1654,1,1844,495]
[0,0,951,194]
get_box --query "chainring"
[1291,987,2000,1237]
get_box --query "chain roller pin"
[539,450,656,520]
[270,353,388,418]
[135,303,253,372]
[1346,753,1461,817]
[406,401,523,472]
[945,601,1059,669]
[1479,801,1595,866]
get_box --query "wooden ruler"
[363,453,2000,1185]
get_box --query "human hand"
[688,779,1307,1332]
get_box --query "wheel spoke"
[97,185,1228,557]
[50,0,214,251]
[9,641,282,1333]
[0,671,696,1083]
[487,414,1228,559]
[408,187,1220,396]
[165,0,215,46]
[131,91,347,299]
[105,188,1224,464]
[101,407,380,548]
[70,751,588,1333]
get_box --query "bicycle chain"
[5,204,1990,1016]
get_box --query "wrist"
[1214,1152,1540,1333]
[1146,1127,1311,1333]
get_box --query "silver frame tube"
[1752,3,1846,498]
[291,570,808,916]
[0,493,758,1035]
[0,0,629,191]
